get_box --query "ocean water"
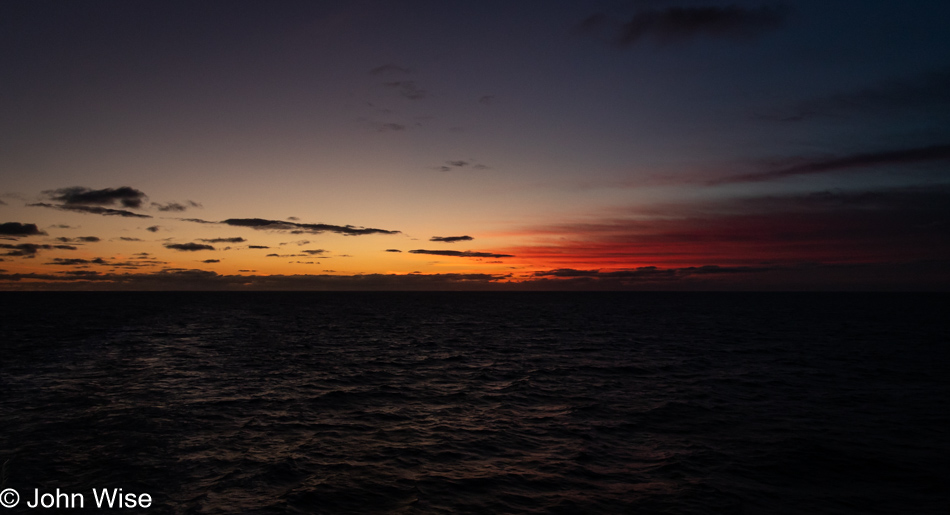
[0,292,947,514]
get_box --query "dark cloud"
[710,143,950,185]
[409,249,514,258]
[152,200,201,212]
[384,81,430,100]
[287,216,300,221]
[766,67,950,122]
[202,259,220,263]
[29,202,152,218]
[301,249,327,255]
[430,235,474,243]
[44,186,147,208]
[164,242,215,251]
[385,249,402,252]
[0,222,46,237]
[0,270,510,291]
[146,225,161,232]
[508,184,950,268]
[61,270,100,276]
[248,245,270,249]
[370,64,413,75]
[219,218,400,236]
[119,237,142,241]
[199,237,246,243]
[46,258,108,266]
[1,243,73,257]
[56,236,100,243]
[609,4,787,47]
[439,159,489,172]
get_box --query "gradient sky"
[2,0,949,290]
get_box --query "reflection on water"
[1,292,948,514]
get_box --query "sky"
[2,0,949,290]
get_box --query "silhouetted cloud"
[765,66,950,122]
[430,235,474,243]
[165,242,215,251]
[409,249,514,258]
[505,184,950,268]
[248,245,270,249]
[0,222,45,237]
[385,249,402,252]
[301,249,327,255]
[119,237,142,241]
[1,243,76,257]
[384,81,430,100]
[219,218,400,236]
[152,200,201,212]
[56,236,100,243]
[438,159,489,172]
[29,203,152,218]
[710,143,950,185]
[146,225,161,232]
[591,4,787,47]
[199,237,246,243]
[44,186,147,208]
[0,270,511,291]
[202,259,220,263]
[46,258,108,266]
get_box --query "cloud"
[430,235,474,243]
[146,225,161,232]
[598,4,787,47]
[409,249,514,258]
[384,81,430,100]
[152,200,201,212]
[56,236,100,243]
[0,269,511,291]
[385,249,402,252]
[370,64,413,75]
[301,249,327,255]
[0,222,46,237]
[248,245,270,249]
[502,184,950,269]
[199,237,246,243]
[164,242,215,251]
[202,259,220,263]
[44,186,147,208]
[218,218,400,236]
[765,66,950,122]
[438,159,489,172]
[710,143,950,185]
[29,203,152,218]
[46,258,108,266]
[1,243,76,257]
[119,237,142,241]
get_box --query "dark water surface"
[1,292,948,514]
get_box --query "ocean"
[1,292,947,514]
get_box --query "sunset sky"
[2,0,949,290]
